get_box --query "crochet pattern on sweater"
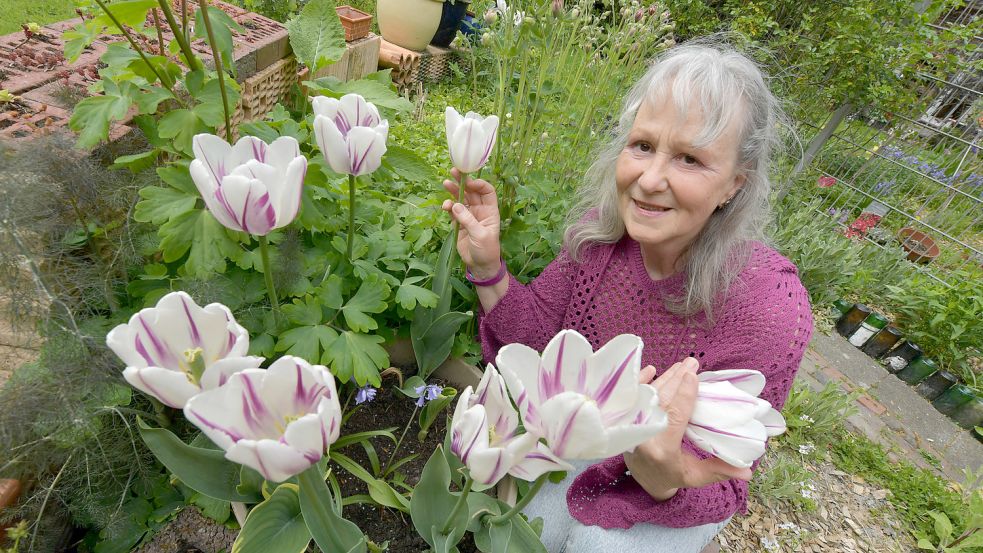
[479,236,813,530]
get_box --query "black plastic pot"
[431,1,469,47]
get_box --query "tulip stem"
[199,0,233,142]
[487,473,548,525]
[440,474,474,535]
[258,235,281,325]
[448,171,469,279]
[347,174,357,261]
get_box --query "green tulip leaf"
[136,418,261,503]
[285,0,346,73]
[323,330,388,386]
[410,446,460,547]
[418,387,457,441]
[232,484,311,553]
[411,308,473,381]
[297,466,367,553]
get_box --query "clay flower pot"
[898,227,940,264]
[377,0,444,51]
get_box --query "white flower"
[496,330,668,460]
[799,414,815,423]
[445,107,500,173]
[312,94,389,176]
[686,370,787,468]
[761,536,780,551]
[106,291,263,408]
[798,442,816,455]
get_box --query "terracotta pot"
[898,227,940,264]
[377,0,444,51]
[336,5,373,42]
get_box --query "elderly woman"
[442,42,813,551]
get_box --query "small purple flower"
[355,385,377,405]
[872,180,895,195]
[414,383,443,407]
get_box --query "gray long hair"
[563,39,787,322]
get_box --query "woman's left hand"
[624,358,753,501]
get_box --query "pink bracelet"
[466,259,508,287]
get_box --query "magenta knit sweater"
[478,236,813,530]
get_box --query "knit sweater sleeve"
[477,250,579,363]
[566,255,814,529]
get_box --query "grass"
[0,0,76,36]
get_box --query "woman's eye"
[636,142,652,153]
[681,154,702,166]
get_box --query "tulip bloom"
[184,356,343,482]
[190,134,307,236]
[495,330,668,460]
[106,291,263,409]
[686,369,787,468]
[451,365,572,487]
[445,107,500,173]
[312,94,389,176]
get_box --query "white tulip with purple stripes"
[106,291,263,409]
[184,356,343,482]
[495,330,668,460]
[445,107,500,173]
[450,365,572,488]
[312,94,389,176]
[686,369,787,468]
[190,134,307,236]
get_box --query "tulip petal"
[474,365,521,438]
[123,366,199,408]
[184,369,264,448]
[686,419,767,469]
[690,381,764,427]
[496,343,547,429]
[346,125,387,176]
[230,135,270,166]
[314,115,351,175]
[451,404,489,463]
[226,438,314,482]
[759,408,787,437]
[192,133,233,184]
[698,369,766,397]
[477,115,500,167]
[284,413,327,463]
[538,392,606,459]
[445,106,463,146]
[190,160,243,232]
[509,441,574,481]
[451,120,489,173]
[311,96,340,120]
[539,329,594,400]
[270,156,306,228]
[213,175,276,235]
[265,136,301,172]
[258,357,336,421]
[586,333,642,411]
[199,356,264,389]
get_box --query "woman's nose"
[637,154,669,192]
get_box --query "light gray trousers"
[523,461,731,553]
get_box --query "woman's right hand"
[441,168,502,278]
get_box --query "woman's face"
[616,97,746,268]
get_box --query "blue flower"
[355,385,377,405]
[414,383,443,407]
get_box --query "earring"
[716,198,733,211]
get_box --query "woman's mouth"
[633,199,671,217]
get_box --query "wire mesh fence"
[788,3,983,287]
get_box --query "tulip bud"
[480,32,492,46]
[541,132,549,140]
[445,107,500,173]
[571,7,580,18]
[484,9,498,24]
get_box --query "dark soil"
[333,382,478,553]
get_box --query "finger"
[639,365,657,385]
[662,371,699,444]
[684,456,754,488]
[463,177,497,206]
[443,179,460,198]
[653,363,686,406]
[450,202,485,237]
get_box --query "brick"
[856,394,887,416]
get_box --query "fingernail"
[452,203,464,214]
[683,357,699,371]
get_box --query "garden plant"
[0,0,981,551]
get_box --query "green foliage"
[749,449,817,511]
[296,466,367,553]
[884,271,983,385]
[285,0,346,74]
[780,382,859,452]
[233,484,311,553]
